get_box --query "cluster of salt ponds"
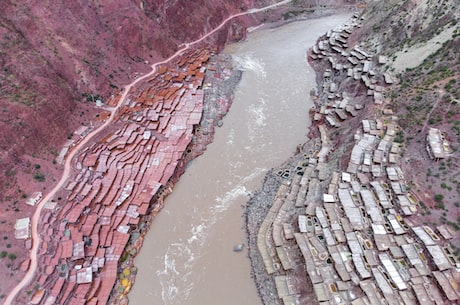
[128,14,352,305]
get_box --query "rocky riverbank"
[245,143,319,305]
[246,169,284,305]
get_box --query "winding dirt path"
[421,89,443,134]
[3,1,290,304]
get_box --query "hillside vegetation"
[357,0,460,242]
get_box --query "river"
[128,13,351,305]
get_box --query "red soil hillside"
[0,0,277,202]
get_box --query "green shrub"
[434,194,444,202]
[33,172,45,182]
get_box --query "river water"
[128,13,351,305]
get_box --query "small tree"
[33,172,45,182]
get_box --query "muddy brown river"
[128,14,351,305]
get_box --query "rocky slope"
[309,0,460,240]
[355,0,460,243]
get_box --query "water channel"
[128,13,351,305]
